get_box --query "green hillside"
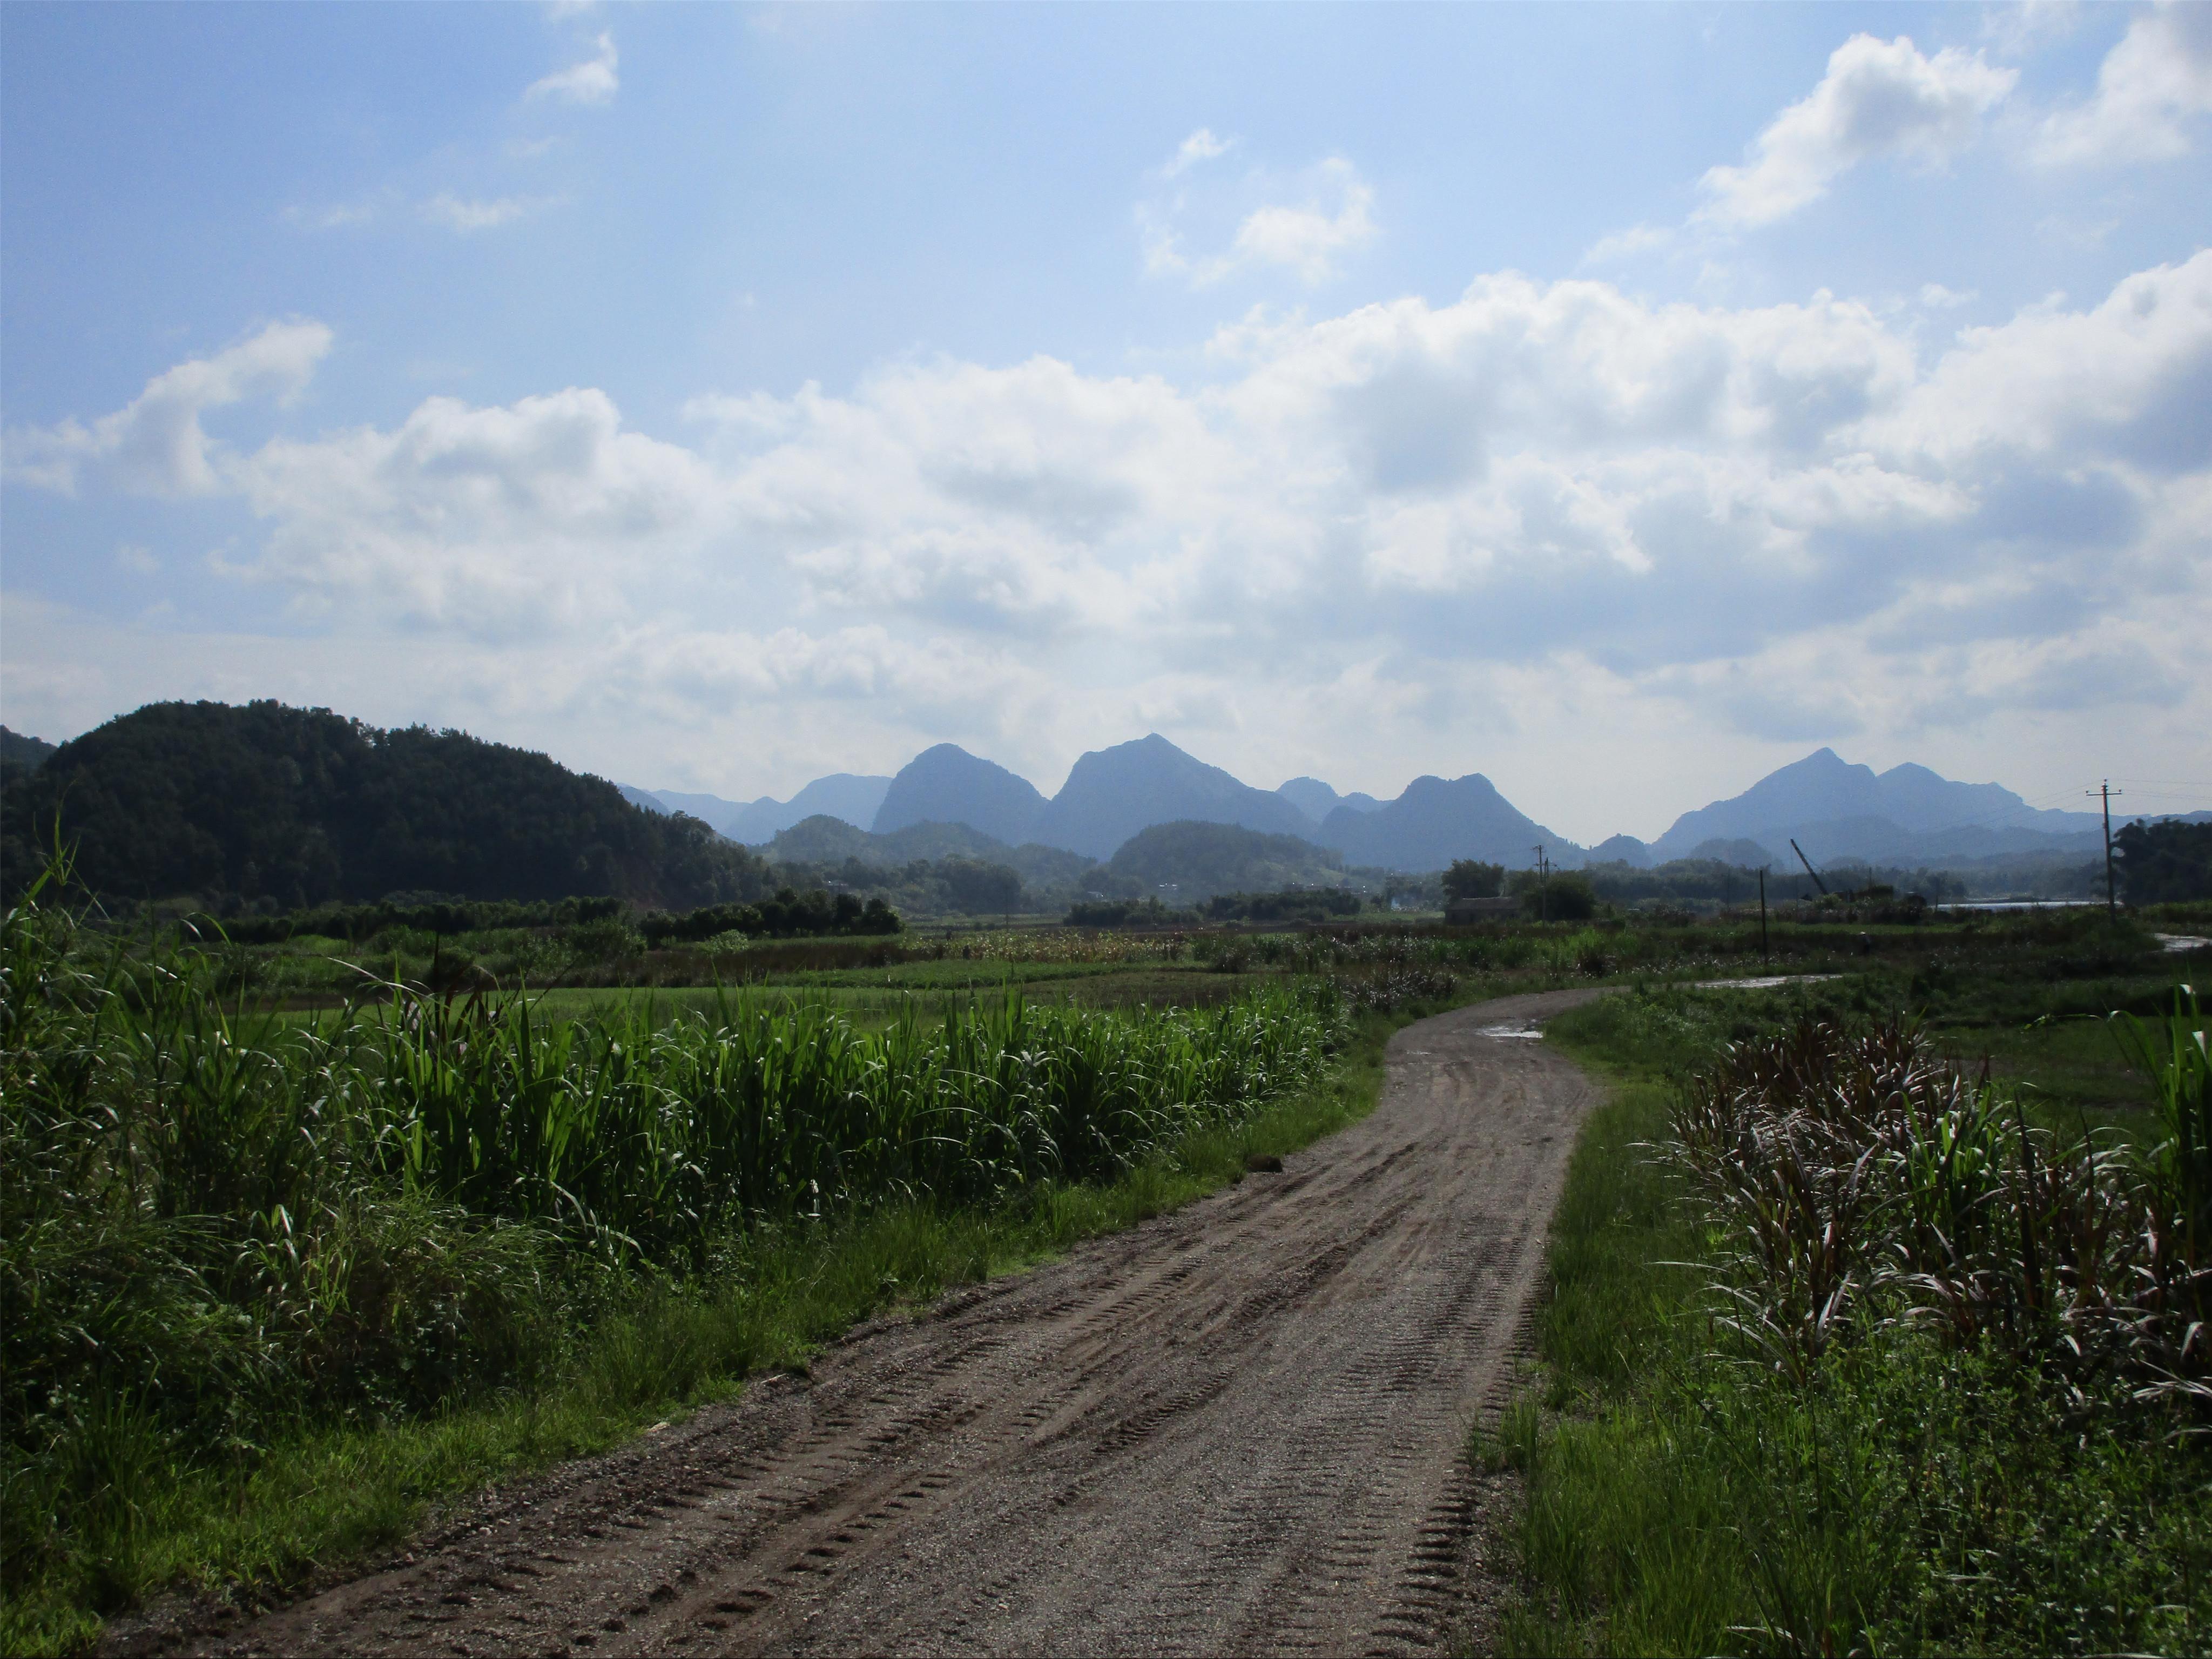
[1103,820,1356,901]
[0,700,772,913]
[767,814,1097,888]
[0,726,57,772]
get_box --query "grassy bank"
[2,874,1428,1653]
[1489,970,2210,1656]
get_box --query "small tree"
[2116,818,2212,904]
[1442,859,1505,900]
[1508,867,1596,920]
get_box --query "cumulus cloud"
[527,31,618,105]
[1697,35,2016,227]
[12,257,2210,802]
[2,320,332,496]
[2034,1,2212,166]
[231,387,727,634]
[1851,250,2212,469]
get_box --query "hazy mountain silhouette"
[1276,775,1382,825]
[763,814,1094,889]
[621,776,892,842]
[1652,748,2106,866]
[1686,836,1786,868]
[1028,734,1314,859]
[1315,774,1580,873]
[1102,820,1347,901]
[1586,833,1652,868]
[872,744,1047,845]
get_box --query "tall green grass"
[1,869,1350,1650]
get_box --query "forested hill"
[0,700,773,913]
[0,726,57,770]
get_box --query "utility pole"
[1758,866,1769,961]
[1532,844,1550,922]
[2089,781,2123,920]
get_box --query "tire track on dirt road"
[143,988,1608,1658]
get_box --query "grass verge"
[5,1003,1411,1656]
[1484,981,2211,1657]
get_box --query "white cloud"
[1582,222,1676,265]
[230,387,727,634]
[1917,282,1978,309]
[2033,1,2212,165]
[11,255,2210,825]
[527,31,618,105]
[1162,128,1233,177]
[2,320,332,496]
[1226,161,1376,284]
[1852,251,2212,468]
[1144,156,1377,287]
[422,193,551,232]
[1697,35,2017,227]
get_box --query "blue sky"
[4,1,2208,841]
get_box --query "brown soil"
[140,989,1606,1658]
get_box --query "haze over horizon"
[3,3,2209,845]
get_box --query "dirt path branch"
[165,990,1607,1658]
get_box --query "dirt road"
[167,989,1607,1658]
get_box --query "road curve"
[164,989,1608,1658]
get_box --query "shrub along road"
[152,990,1608,1658]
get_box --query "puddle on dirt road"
[1694,974,1844,990]
[1476,1022,1545,1040]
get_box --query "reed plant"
[1501,982,2211,1656]
[1668,1002,2210,1402]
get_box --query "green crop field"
[1,873,1406,1653]
[9,859,2207,1654]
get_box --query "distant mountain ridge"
[1102,821,1351,901]
[1650,747,2107,867]
[872,745,1047,845]
[632,740,1586,872]
[1276,776,1382,823]
[762,814,1094,891]
[619,775,892,843]
[1314,774,1580,873]
[613,739,2208,885]
[32,700,2205,912]
[1028,734,1315,859]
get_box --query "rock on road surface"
[163,989,1608,1658]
